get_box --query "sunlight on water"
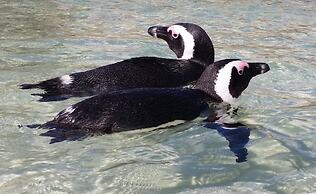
[0,0,316,193]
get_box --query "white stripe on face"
[167,25,195,60]
[60,75,73,85]
[214,60,249,104]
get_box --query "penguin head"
[195,59,270,104]
[148,23,214,65]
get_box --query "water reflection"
[205,122,250,163]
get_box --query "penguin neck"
[179,47,215,66]
[194,85,222,103]
[187,58,208,68]
[191,35,215,66]
[194,66,222,102]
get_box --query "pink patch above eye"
[235,61,249,75]
[238,61,249,70]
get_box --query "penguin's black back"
[71,57,205,91]
[22,57,206,101]
[41,88,212,143]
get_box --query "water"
[0,0,316,193]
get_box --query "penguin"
[36,59,270,143]
[20,23,214,102]
[148,23,214,64]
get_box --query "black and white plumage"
[148,23,214,64]
[20,23,214,102]
[38,59,270,143]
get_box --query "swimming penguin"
[148,23,214,64]
[20,23,214,102]
[37,59,270,143]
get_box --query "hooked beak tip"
[260,63,270,74]
[148,26,158,38]
[148,25,169,39]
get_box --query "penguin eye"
[172,33,179,39]
[168,29,179,39]
[238,70,243,75]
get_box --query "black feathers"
[29,59,269,143]
[21,23,215,102]
[39,88,212,143]
[22,23,270,147]
[20,57,206,101]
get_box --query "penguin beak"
[148,25,169,41]
[248,63,270,77]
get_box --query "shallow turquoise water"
[1,0,316,193]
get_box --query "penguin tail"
[32,121,88,143]
[25,120,87,144]
[20,77,63,91]
[19,83,40,89]
[40,129,89,144]
[30,93,70,102]
[20,77,73,102]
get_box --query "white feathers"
[60,75,73,85]
[214,65,235,104]
[64,106,75,114]
[55,106,76,119]
[167,25,195,60]
[214,60,248,104]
